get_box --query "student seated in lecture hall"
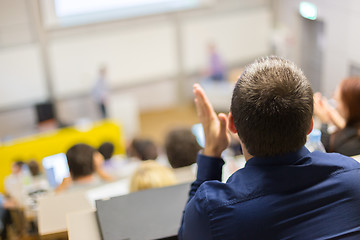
[314,76,360,156]
[56,143,113,192]
[165,127,244,183]
[165,128,201,169]
[98,140,141,179]
[179,56,360,239]
[129,160,177,192]
[1,161,27,240]
[1,160,49,239]
[164,128,200,182]
[3,161,27,207]
[27,160,50,193]
[127,138,159,161]
[98,141,120,177]
[98,139,160,179]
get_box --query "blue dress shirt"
[179,147,360,240]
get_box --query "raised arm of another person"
[314,92,346,151]
[178,84,230,240]
[314,92,345,129]
[55,177,72,193]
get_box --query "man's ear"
[228,112,237,134]
[307,118,314,135]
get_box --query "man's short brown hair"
[230,56,313,157]
[66,143,95,180]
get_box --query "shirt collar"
[245,146,310,167]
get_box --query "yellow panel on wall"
[0,120,125,193]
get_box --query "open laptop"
[96,182,190,240]
[42,153,70,188]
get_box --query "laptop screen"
[95,183,190,240]
[191,123,205,148]
[42,153,70,188]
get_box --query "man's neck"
[74,175,94,184]
[240,144,253,161]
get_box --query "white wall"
[48,4,271,99]
[0,0,272,106]
[275,0,360,97]
[0,0,48,109]
[0,0,273,138]
[0,0,34,47]
[181,7,271,73]
[0,44,48,108]
[0,107,37,139]
[49,22,177,98]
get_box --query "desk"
[65,183,190,240]
[38,178,129,239]
[38,191,93,240]
[67,210,101,240]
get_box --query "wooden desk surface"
[38,190,94,239]
[67,210,101,240]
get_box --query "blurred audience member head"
[98,142,114,161]
[165,128,201,169]
[12,161,25,175]
[127,138,158,161]
[28,160,41,177]
[66,143,95,180]
[130,160,177,192]
[336,77,360,127]
[99,65,107,78]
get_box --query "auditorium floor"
[139,104,199,145]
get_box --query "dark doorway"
[299,17,324,92]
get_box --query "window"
[42,0,213,28]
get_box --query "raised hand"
[193,84,230,157]
[314,92,345,129]
[314,92,331,123]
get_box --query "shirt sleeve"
[178,153,224,240]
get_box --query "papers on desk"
[67,210,101,240]
[38,190,93,238]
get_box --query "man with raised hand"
[179,56,360,240]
